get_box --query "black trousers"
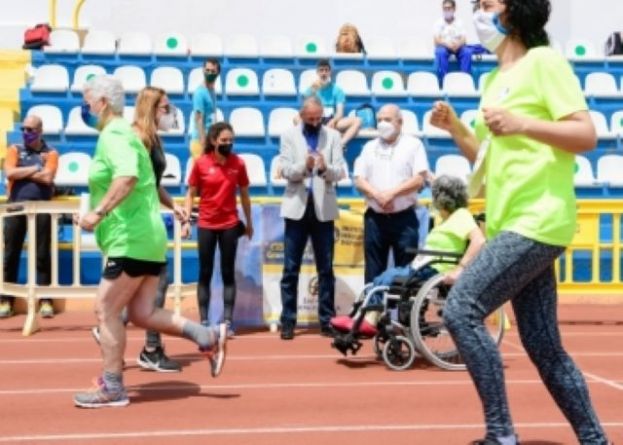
[2,214,52,303]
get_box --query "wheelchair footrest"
[331,334,363,357]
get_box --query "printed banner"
[261,204,365,327]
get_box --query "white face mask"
[157,105,178,132]
[377,121,397,140]
[473,9,508,52]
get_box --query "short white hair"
[83,74,125,114]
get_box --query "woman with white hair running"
[73,75,226,408]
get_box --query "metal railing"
[0,199,194,336]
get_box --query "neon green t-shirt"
[422,207,477,273]
[89,117,167,262]
[474,46,587,247]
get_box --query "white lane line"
[2,350,623,366]
[1,330,622,344]
[0,422,622,443]
[3,378,621,396]
[584,371,623,391]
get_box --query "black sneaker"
[280,323,295,340]
[320,325,337,338]
[137,346,181,372]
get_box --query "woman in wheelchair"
[331,175,485,338]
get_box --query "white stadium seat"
[118,32,152,56]
[435,155,471,183]
[81,30,116,55]
[597,154,623,186]
[27,105,63,134]
[589,110,616,139]
[610,111,623,136]
[268,107,298,137]
[123,106,135,123]
[295,35,328,58]
[584,72,621,98]
[70,65,106,93]
[44,29,80,53]
[65,106,98,136]
[371,71,406,97]
[229,107,265,137]
[225,68,260,96]
[150,66,185,95]
[400,109,420,136]
[574,155,599,187]
[335,70,370,96]
[113,65,146,94]
[190,33,223,57]
[298,69,317,95]
[270,155,286,187]
[460,109,479,132]
[365,37,398,60]
[154,33,188,57]
[30,65,69,93]
[224,34,259,58]
[161,153,182,186]
[239,153,267,186]
[262,68,297,96]
[565,39,603,62]
[443,72,478,98]
[407,71,442,97]
[55,152,91,187]
[260,35,294,58]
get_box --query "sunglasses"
[21,126,41,133]
[158,104,171,113]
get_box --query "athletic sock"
[496,435,517,445]
[103,371,123,392]
[182,319,216,350]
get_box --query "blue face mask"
[81,102,99,128]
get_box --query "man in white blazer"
[278,97,345,340]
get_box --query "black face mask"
[303,122,321,135]
[217,143,233,157]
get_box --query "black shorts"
[102,257,166,280]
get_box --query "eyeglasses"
[21,126,41,133]
[158,104,171,113]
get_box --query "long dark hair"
[204,122,234,154]
[504,0,551,49]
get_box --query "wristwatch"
[94,206,107,217]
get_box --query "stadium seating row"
[20,103,623,143]
[27,64,623,99]
[43,29,622,63]
[48,150,623,192]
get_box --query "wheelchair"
[331,249,507,371]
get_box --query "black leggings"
[197,225,239,325]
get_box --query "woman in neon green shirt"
[73,75,227,409]
[429,1,610,444]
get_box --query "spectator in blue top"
[190,58,220,161]
[301,59,361,150]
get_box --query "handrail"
[0,200,193,336]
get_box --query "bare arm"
[444,226,486,284]
[195,111,205,144]
[79,176,137,231]
[5,165,38,181]
[430,101,480,162]
[388,172,426,197]
[30,169,55,185]
[519,111,596,154]
[354,176,379,201]
[239,186,253,239]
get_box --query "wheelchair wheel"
[382,335,415,371]
[410,274,506,371]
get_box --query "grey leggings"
[444,231,608,444]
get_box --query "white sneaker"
[203,323,227,377]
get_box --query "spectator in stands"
[354,104,429,284]
[300,59,362,150]
[335,23,366,54]
[430,0,610,443]
[0,115,57,319]
[278,97,345,340]
[182,122,253,338]
[331,175,485,333]
[73,75,226,409]
[433,0,473,84]
[91,86,188,372]
[190,58,220,161]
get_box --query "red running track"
[0,305,621,445]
